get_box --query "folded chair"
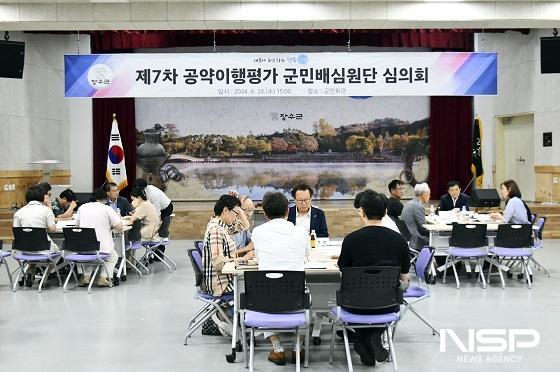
[488,224,534,289]
[328,266,401,372]
[62,227,113,294]
[12,227,61,293]
[0,240,13,287]
[401,246,439,336]
[443,224,488,289]
[240,270,310,372]
[184,248,233,345]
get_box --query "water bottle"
[429,205,435,218]
[461,206,467,222]
[310,230,317,249]
[116,207,121,217]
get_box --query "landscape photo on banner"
[135,96,429,201]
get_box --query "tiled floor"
[0,240,558,371]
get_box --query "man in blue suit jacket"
[287,184,329,237]
[438,180,470,212]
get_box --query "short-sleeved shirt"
[145,185,171,212]
[13,201,58,251]
[75,202,121,253]
[252,218,310,272]
[133,200,161,241]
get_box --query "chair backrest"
[242,271,307,313]
[495,224,533,248]
[62,228,100,252]
[187,248,204,287]
[449,224,487,248]
[338,266,401,312]
[530,213,537,224]
[534,217,546,240]
[12,227,51,252]
[392,217,411,241]
[415,246,435,282]
[193,240,204,254]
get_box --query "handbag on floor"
[201,318,222,336]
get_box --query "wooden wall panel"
[0,170,43,209]
[535,166,560,203]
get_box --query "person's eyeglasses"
[231,209,239,216]
[242,208,254,213]
[354,208,362,216]
[295,199,311,204]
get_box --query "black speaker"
[0,40,25,79]
[471,188,501,208]
[541,37,560,74]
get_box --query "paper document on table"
[56,220,77,230]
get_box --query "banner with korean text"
[65,52,497,98]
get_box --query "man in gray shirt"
[400,183,431,252]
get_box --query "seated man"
[229,191,255,256]
[400,183,431,253]
[439,180,470,212]
[252,191,310,365]
[338,189,410,366]
[51,189,78,220]
[104,182,134,217]
[354,190,400,234]
[75,188,123,287]
[13,186,60,285]
[287,184,329,237]
[386,179,405,218]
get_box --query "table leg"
[226,274,239,363]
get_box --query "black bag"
[201,318,222,336]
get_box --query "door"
[502,114,535,201]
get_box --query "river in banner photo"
[154,160,428,200]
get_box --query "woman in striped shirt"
[202,194,250,296]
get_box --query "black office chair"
[328,266,401,371]
[12,227,62,293]
[240,271,310,371]
[62,227,113,293]
[444,224,488,289]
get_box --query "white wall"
[475,30,560,189]
[0,32,93,191]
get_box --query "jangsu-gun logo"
[88,63,113,89]
[440,328,540,364]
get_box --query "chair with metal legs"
[401,246,439,336]
[443,224,488,289]
[487,224,534,289]
[125,241,149,276]
[530,217,550,277]
[328,266,401,372]
[240,270,310,372]
[184,248,234,345]
[12,227,62,293]
[0,240,13,287]
[140,240,177,273]
[61,227,115,293]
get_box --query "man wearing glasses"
[287,184,329,237]
[386,179,406,218]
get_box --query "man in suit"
[287,184,329,237]
[400,183,431,252]
[386,179,405,218]
[104,182,134,217]
[439,180,470,212]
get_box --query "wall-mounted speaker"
[0,40,25,79]
[541,37,560,74]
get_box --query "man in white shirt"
[75,188,123,287]
[13,186,59,252]
[251,191,310,365]
[13,186,60,286]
